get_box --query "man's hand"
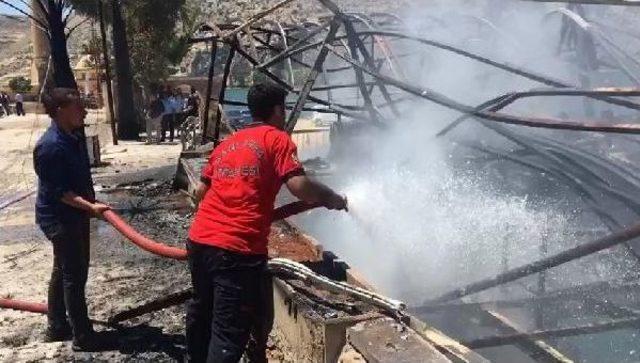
[324,193,348,211]
[62,192,111,218]
[194,181,210,205]
[90,202,111,218]
[285,175,348,212]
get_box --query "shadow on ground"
[91,323,185,362]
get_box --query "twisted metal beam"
[330,44,640,133]
[438,88,640,136]
[256,28,640,112]
[426,221,640,304]
[464,317,640,349]
[286,19,342,133]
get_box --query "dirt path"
[0,114,190,361]
[0,114,298,362]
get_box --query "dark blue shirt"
[34,121,95,226]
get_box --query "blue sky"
[0,3,27,16]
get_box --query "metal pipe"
[221,0,297,40]
[233,45,369,120]
[330,46,640,133]
[464,317,640,349]
[344,20,401,117]
[427,221,640,304]
[342,19,381,124]
[274,29,640,112]
[258,22,330,70]
[286,19,341,133]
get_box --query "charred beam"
[411,281,640,315]
[222,0,297,40]
[286,19,342,133]
[109,289,192,323]
[343,20,401,117]
[202,40,218,145]
[258,22,331,70]
[427,222,640,304]
[213,43,236,146]
[437,88,640,137]
[342,18,381,123]
[233,43,369,120]
[280,30,640,111]
[329,46,640,133]
[464,317,640,349]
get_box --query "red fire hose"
[1,201,321,314]
[103,210,189,260]
[0,298,48,314]
[103,201,320,261]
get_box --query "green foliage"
[8,77,33,93]
[71,0,201,90]
[68,0,99,18]
[124,0,200,89]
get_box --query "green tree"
[9,77,33,93]
[74,0,200,139]
[124,0,200,89]
[110,0,137,139]
[69,0,138,139]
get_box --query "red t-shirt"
[188,124,304,255]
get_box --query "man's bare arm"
[194,181,210,203]
[61,191,110,217]
[285,175,347,211]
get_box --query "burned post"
[202,39,218,144]
[212,43,236,146]
[286,19,341,133]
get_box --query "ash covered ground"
[0,178,302,362]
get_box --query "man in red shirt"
[186,83,347,363]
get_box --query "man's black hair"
[247,82,287,120]
[42,88,80,118]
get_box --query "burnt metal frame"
[183,1,640,360]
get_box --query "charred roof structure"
[178,0,640,361]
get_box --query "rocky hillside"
[0,0,408,86]
[0,14,31,85]
[0,13,92,88]
[212,0,408,23]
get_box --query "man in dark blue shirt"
[33,88,110,351]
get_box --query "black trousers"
[39,218,92,338]
[15,102,25,116]
[186,240,273,363]
[161,114,175,142]
[1,103,11,115]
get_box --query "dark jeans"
[161,114,175,142]
[16,102,25,116]
[39,218,92,338]
[186,240,273,363]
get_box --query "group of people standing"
[146,86,200,143]
[33,83,347,361]
[0,91,25,117]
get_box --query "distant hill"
[0,14,31,86]
[0,0,409,88]
[0,13,93,89]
